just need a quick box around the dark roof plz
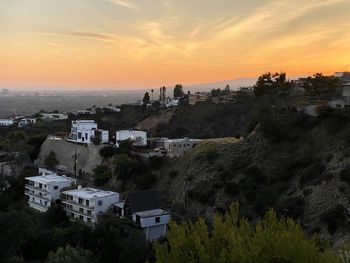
[126,190,162,213]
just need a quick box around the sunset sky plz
[1,0,350,89]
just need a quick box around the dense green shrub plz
[99,146,117,159]
[93,165,112,186]
[340,166,350,186]
[299,161,325,186]
[224,182,240,196]
[45,151,58,169]
[155,203,340,263]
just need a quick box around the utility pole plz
[73,149,77,177]
[183,181,187,211]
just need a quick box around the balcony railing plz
[28,200,48,209]
[62,199,95,209]
[25,190,50,201]
[64,206,94,218]
[25,184,48,194]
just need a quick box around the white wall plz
[138,214,170,228]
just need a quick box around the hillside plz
[155,106,350,245]
[37,139,103,177]
[138,94,259,138]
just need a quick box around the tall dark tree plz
[254,72,291,96]
[173,84,184,98]
[142,92,150,104]
[303,73,341,99]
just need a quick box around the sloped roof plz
[126,190,162,213]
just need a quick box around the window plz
[86,200,89,206]
[85,133,88,140]
[87,218,92,223]
[136,215,140,223]
[39,183,42,189]
[78,132,82,139]
[53,185,58,190]
[79,215,84,221]
[155,217,160,223]
[98,200,103,206]
[78,198,83,204]
[79,208,84,213]
[87,210,92,215]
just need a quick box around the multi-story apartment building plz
[114,190,170,242]
[25,168,76,212]
[62,187,119,225]
[116,130,147,146]
[67,120,109,144]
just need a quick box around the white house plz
[0,119,14,126]
[103,106,121,112]
[116,130,147,146]
[163,138,201,157]
[71,109,96,116]
[18,118,37,128]
[25,168,76,213]
[114,190,170,242]
[40,113,68,121]
[164,98,179,108]
[62,187,119,225]
[67,120,109,144]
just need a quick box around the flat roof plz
[63,187,118,199]
[164,138,201,143]
[26,174,75,184]
[134,209,169,218]
[72,120,96,123]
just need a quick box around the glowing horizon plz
[1,0,350,90]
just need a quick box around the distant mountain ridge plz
[184,77,256,92]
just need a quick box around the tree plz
[113,154,136,180]
[173,84,184,98]
[151,89,154,101]
[211,88,222,97]
[254,72,292,96]
[143,92,150,105]
[303,73,341,99]
[46,245,93,263]
[93,165,112,186]
[92,217,148,263]
[99,146,116,159]
[224,84,230,94]
[45,151,58,169]
[155,203,340,263]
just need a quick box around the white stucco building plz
[163,138,201,157]
[0,119,14,126]
[114,190,170,242]
[62,187,119,225]
[116,130,147,146]
[25,168,76,212]
[18,118,37,128]
[67,120,109,144]
[40,113,68,121]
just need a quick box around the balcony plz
[62,199,95,209]
[64,206,94,218]
[25,190,50,201]
[28,200,48,209]
[25,184,48,194]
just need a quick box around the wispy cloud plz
[60,30,116,42]
[105,0,138,10]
